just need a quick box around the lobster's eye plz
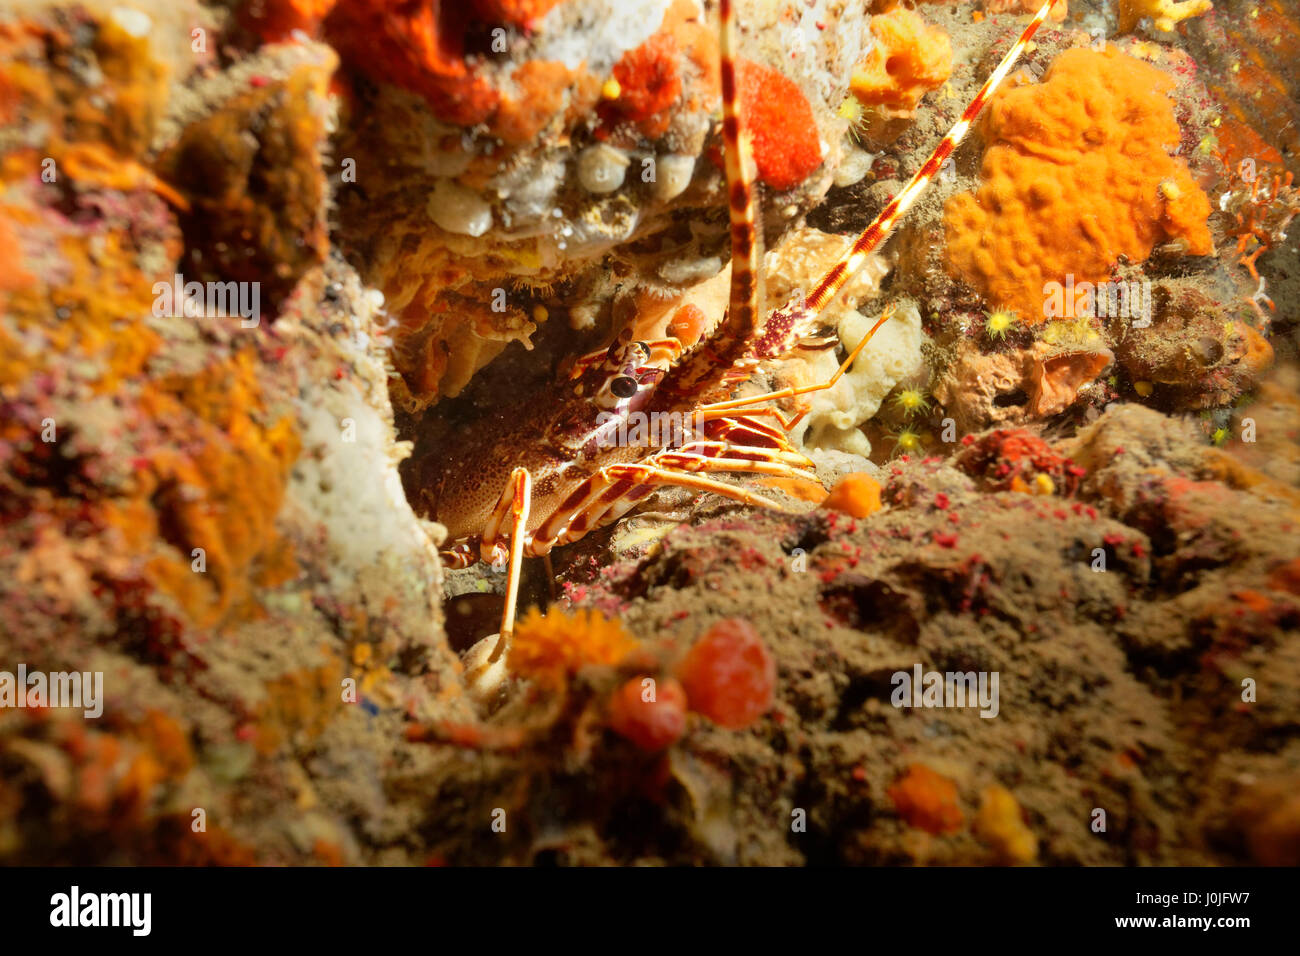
[610,375,639,398]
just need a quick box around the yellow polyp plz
[601,77,622,100]
[975,785,1039,865]
[1135,381,1154,397]
[1158,179,1182,201]
[532,304,549,323]
[1033,473,1056,496]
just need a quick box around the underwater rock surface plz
[0,0,1296,865]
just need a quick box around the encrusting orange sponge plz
[943,47,1213,324]
[850,7,952,115]
[1118,0,1212,34]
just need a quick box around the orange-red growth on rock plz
[736,57,822,191]
[851,6,952,114]
[240,0,338,42]
[322,1,500,127]
[677,618,776,729]
[600,30,683,139]
[608,676,688,751]
[955,428,1084,495]
[823,472,884,518]
[888,763,964,835]
[944,47,1213,324]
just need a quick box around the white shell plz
[833,147,876,189]
[427,180,493,237]
[577,144,630,194]
[111,7,153,37]
[652,153,695,201]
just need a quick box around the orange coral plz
[494,60,579,143]
[944,48,1213,324]
[851,7,952,114]
[597,0,719,144]
[1217,151,1298,287]
[510,607,639,686]
[888,763,964,835]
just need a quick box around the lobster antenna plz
[804,0,1060,317]
[718,0,761,346]
[655,0,765,402]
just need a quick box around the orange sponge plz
[851,7,952,115]
[944,47,1213,324]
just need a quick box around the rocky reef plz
[0,0,1296,866]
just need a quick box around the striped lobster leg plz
[479,467,533,661]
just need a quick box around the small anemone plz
[837,94,869,142]
[983,306,1018,340]
[891,387,931,417]
[893,426,925,456]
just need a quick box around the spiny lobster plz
[424,0,1060,668]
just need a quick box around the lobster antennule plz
[804,0,1060,319]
